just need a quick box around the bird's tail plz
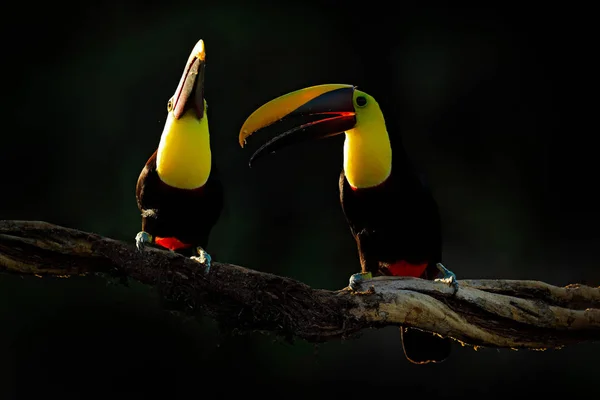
[400,326,452,364]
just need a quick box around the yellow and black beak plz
[171,39,206,120]
[239,84,358,166]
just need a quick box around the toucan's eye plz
[167,99,173,112]
[356,96,367,107]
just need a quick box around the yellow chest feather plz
[156,111,212,189]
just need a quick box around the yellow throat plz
[343,93,392,189]
[156,106,212,189]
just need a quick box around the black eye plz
[167,99,173,112]
[356,96,367,107]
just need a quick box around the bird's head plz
[167,39,207,122]
[156,39,212,190]
[238,84,386,167]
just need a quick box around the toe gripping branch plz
[135,231,153,252]
[434,263,458,294]
[191,246,212,274]
[349,272,373,291]
[134,232,211,274]
[348,263,458,294]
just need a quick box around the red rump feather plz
[155,236,192,251]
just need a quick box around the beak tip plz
[248,151,261,168]
[239,132,251,148]
[194,39,206,61]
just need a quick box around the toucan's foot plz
[434,263,458,292]
[190,246,212,274]
[135,231,153,252]
[349,271,372,291]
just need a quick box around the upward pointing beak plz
[238,84,358,166]
[171,39,206,120]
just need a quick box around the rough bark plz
[1,220,599,349]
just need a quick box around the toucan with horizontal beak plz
[239,84,457,364]
[135,39,223,273]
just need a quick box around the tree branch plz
[1,220,599,350]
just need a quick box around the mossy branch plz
[1,220,599,349]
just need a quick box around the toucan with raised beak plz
[135,39,223,273]
[239,84,457,364]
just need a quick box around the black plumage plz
[135,151,223,257]
[339,154,452,364]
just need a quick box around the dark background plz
[1,2,598,398]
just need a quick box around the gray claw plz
[348,272,372,291]
[135,231,152,252]
[190,247,212,274]
[435,263,458,292]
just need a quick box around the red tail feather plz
[155,236,192,251]
[387,260,428,278]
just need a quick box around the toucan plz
[238,84,457,364]
[135,39,223,273]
